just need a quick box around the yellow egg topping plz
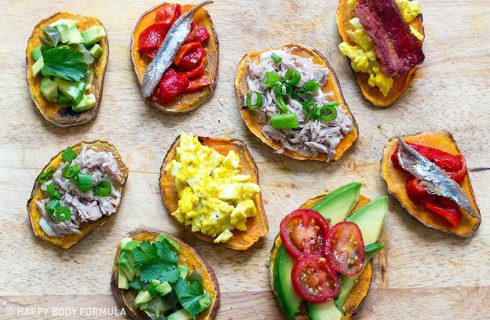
[165,133,261,243]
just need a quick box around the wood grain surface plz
[1,0,489,319]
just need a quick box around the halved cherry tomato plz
[185,22,210,44]
[156,68,189,103]
[173,42,206,71]
[325,222,365,277]
[291,254,340,303]
[156,3,182,27]
[138,22,170,59]
[279,209,329,259]
[184,75,212,93]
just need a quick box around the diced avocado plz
[178,265,189,279]
[311,182,361,224]
[307,300,342,320]
[155,282,172,296]
[140,296,175,318]
[118,251,135,281]
[346,196,388,245]
[134,290,152,307]
[89,44,103,59]
[49,19,78,28]
[32,56,44,77]
[72,93,96,112]
[156,234,181,253]
[56,24,84,44]
[274,244,302,319]
[58,92,71,104]
[81,26,106,47]
[167,309,192,320]
[117,269,129,289]
[187,269,203,283]
[54,78,85,103]
[121,237,139,251]
[40,77,58,102]
[31,45,43,61]
[84,69,94,90]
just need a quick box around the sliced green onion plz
[63,164,81,180]
[271,53,282,64]
[95,180,112,197]
[262,71,281,88]
[303,80,321,92]
[76,173,93,192]
[271,113,298,129]
[320,104,338,122]
[62,147,78,163]
[275,95,288,113]
[54,205,71,222]
[323,100,341,108]
[285,68,301,86]
[38,166,57,184]
[245,92,263,110]
[46,166,57,175]
[47,183,62,200]
[45,199,59,215]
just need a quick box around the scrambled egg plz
[165,133,261,243]
[340,0,423,96]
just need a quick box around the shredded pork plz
[246,49,353,159]
[36,147,124,237]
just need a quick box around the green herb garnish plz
[76,174,93,192]
[41,47,88,81]
[62,147,78,163]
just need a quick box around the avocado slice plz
[56,24,83,44]
[347,196,388,245]
[31,45,43,61]
[81,26,106,47]
[40,77,58,102]
[54,78,85,103]
[89,44,103,59]
[72,93,96,112]
[311,182,361,224]
[307,300,342,320]
[274,244,302,319]
[167,309,192,320]
[32,56,44,77]
[117,269,129,289]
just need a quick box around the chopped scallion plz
[285,68,301,86]
[245,92,263,110]
[95,180,112,197]
[320,103,338,122]
[303,80,321,92]
[45,199,59,215]
[38,166,57,184]
[275,95,288,113]
[271,53,282,64]
[76,174,93,192]
[271,113,298,129]
[62,147,78,163]
[63,164,81,180]
[47,183,62,200]
[262,71,281,88]
[54,205,71,222]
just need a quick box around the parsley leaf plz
[140,263,180,283]
[41,47,88,81]
[133,240,179,284]
[174,278,211,318]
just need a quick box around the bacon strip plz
[355,0,424,77]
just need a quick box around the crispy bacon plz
[355,0,424,77]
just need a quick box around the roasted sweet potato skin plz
[269,195,374,320]
[160,135,268,250]
[380,131,481,237]
[336,0,424,107]
[27,141,128,249]
[131,3,219,113]
[235,43,358,161]
[26,12,109,127]
[111,228,220,320]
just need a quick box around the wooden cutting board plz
[1,0,489,319]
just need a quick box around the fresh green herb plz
[285,68,301,86]
[54,204,71,222]
[140,264,180,284]
[41,47,88,81]
[245,92,263,110]
[38,166,57,184]
[46,183,62,200]
[271,52,282,64]
[303,79,320,92]
[271,113,298,129]
[45,199,59,215]
[129,279,143,291]
[365,242,386,254]
[76,173,93,192]
[40,26,61,48]
[174,278,212,318]
[262,71,281,88]
[63,164,81,180]
[62,147,78,163]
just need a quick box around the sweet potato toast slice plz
[160,135,268,250]
[235,43,358,161]
[131,3,219,113]
[26,12,109,127]
[336,0,424,107]
[27,141,128,249]
[269,195,374,320]
[380,131,481,237]
[111,228,220,320]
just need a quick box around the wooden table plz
[1,0,489,319]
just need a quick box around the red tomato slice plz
[325,222,365,277]
[291,254,340,303]
[156,3,182,27]
[279,209,329,260]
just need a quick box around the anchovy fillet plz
[141,1,213,98]
[397,137,478,218]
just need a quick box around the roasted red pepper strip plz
[153,68,189,103]
[422,200,462,227]
[180,58,207,80]
[156,3,182,27]
[184,75,211,93]
[138,22,171,59]
[185,22,210,44]
[174,42,206,71]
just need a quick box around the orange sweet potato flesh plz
[160,135,268,251]
[235,43,359,161]
[269,194,374,320]
[336,0,425,107]
[381,131,481,237]
[131,3,219,113]
[26,12,109,127]
[27,141,128,249]
[111,228,220,320]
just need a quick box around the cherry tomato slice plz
[280,209,329,260]
[156,3,182,27]
[325,221,365,277]
[291,254,340,303]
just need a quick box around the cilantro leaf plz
[155,241,178,264]
[41,47,88,81]
[173,278,211,318]
[140,263,180,283]
[133,241,159,266]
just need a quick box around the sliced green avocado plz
[81,26,106,47]
[72,93,96,112]
[32,56,44,77]
[311,182,361,224]
[56,24,84,44]
[117,269,129,289]
[307,300,342,320]
[89,44,103,59]
[40,77,58,102]
[274,244,302,319]
[167,309,192,320]
[31,45,43,61]
[54,78,85,103]
[347,196,388,245]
